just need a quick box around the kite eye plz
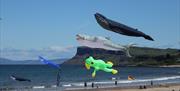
[91,62,94,65]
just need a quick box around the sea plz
[0,65,180,89]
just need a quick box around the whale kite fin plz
[124,43,136,57]
[105,37,111,40]
[143,35,154,41]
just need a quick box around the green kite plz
[84,56,118,77]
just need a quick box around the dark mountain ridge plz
[0,58,68,65]
[63,46,180,66]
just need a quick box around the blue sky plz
[0,0,180,60]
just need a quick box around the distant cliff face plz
[63,46,128,65]
[63,46,180,66]
[76,46,125,56]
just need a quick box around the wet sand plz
[1,83,180,91]
[65,84,180,91]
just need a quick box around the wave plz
[118,76,180,84]
[62,75,180,87]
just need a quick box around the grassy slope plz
[63,46,180,66]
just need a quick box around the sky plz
[0,0,180,60]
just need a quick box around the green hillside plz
[63,46,180,66]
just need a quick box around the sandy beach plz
[0,83,180,91]
[65,84,180,91]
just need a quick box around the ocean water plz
[0,65,180,88]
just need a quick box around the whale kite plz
[94,13,154,41]
[10,75,31,82]
[76,34,135,57]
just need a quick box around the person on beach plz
[56,69,61,86]
[143,85,146,89]
[84,82,87,87]
[139,85,143,89]
[92,82,94,88]
[115,80,117,85]
[151,81,153,86]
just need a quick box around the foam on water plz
[1,65,180,87]
[63,75,180,87]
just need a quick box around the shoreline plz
[0,83,180,91]
[159,65,180,67]
[65,83,180,91]
[120,64,180,67]
[1,64,180,67]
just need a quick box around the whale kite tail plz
[124,43,136,57]
[143,35,154,41]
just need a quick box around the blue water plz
[0,65,180,87]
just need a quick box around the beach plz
[65,83,180,91]
[1,83,179,91]
[1,65,180,91]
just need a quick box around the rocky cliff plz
[63,46,180,66]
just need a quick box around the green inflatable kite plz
[84,56,118,77]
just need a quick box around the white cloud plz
[0,46,77,60]
[48,45,75,52]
